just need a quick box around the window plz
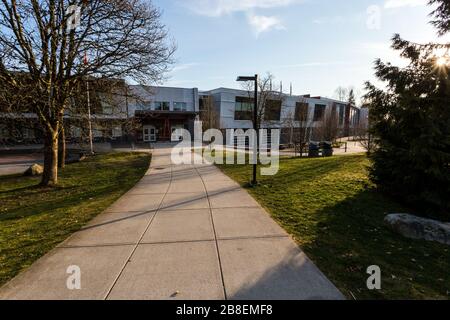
[173,102,187,111]
[112,126,122,138]
[338,104,345,125]
[295,102,309,121]
[313,104,326,121]
[355,110,360,125]
[103,105,113,115]
[92,126,103,138]
[199,98,205,111]
[155,101,170,111]
[22,128,35,139]
[264,100,281,121]
[199,97,207,111]
[351,109,360,125]
[71,126,82,138]
[100,97,114,114]
[235,96,253,121]
[139,101,152,110]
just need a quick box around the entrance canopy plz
[135,110,198,141]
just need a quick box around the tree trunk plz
[58,125,66,169]
[367,133,373,156]
[41,130,59,186]
[289,126,293,146]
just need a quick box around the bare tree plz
[199,95,219,132]
[0,0,175,185]
[63,78,140,155]
[353,105,376,154]
[281,97,312,156]
[315,104,339,142]
[294,98,313,156]
[354,123,375,154]
[282,109,296,147]
[334,86,348,102]
[241,73,284,129]
[0,73,43,145]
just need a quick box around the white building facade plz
[201,87,360,145]
[1,84,361,145]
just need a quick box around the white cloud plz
[247,14,285,36]
[171,63,199,73]
[276,61,354,68]
[384,0,428,9]
[185,0,302,17]
[182,0,302,35]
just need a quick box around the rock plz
[65,153,87,164]
[24,164,43,176]
[384,213,450,246]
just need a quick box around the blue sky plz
[153,0,449,102]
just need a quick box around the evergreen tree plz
[429,0,450,36]
[365,0,450,218]
[348,89,356,107]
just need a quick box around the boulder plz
[65,153,87,164]
[24,163,43,176]
[384,213,450,246]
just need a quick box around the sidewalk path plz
[0,145,344,300]
[0,154,43,176]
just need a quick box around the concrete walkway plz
[0,154,43,176]
[0,145,344,300]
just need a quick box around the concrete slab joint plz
[0,144,344,300]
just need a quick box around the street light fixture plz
[237,74,258,186]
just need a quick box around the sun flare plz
[436,56,448,67]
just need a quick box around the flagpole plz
[86,79,94,155]
[84,52,94,155]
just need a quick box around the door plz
[143,125,156,142]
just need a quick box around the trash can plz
[321,141,333,157]
[308,142,320,157]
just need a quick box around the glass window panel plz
[235,96,254,121]
[313,104,326,121]
[295,102,309,121]
[174,102,187,111]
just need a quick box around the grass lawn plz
[0,152,150,287]
[216,153,450,300]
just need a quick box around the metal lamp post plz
[236,75,258,186]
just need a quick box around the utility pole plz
[86,79,94,155]
[84,51,94,155]
[253,74,258,186]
